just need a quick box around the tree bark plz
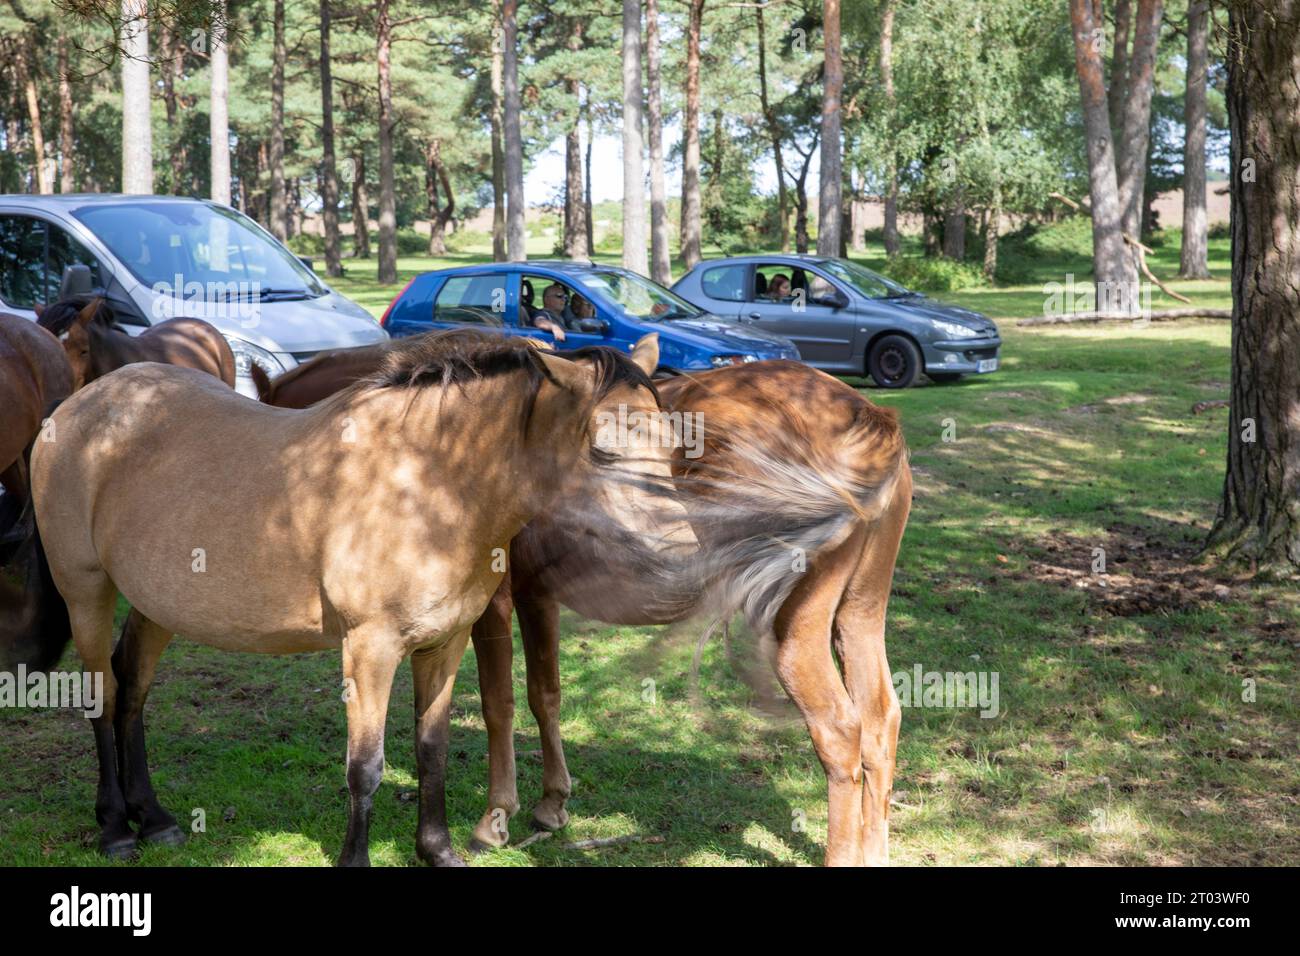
[16,37,49,194]
[1069,0,1138,310]
[563,19,588,260]
[376,0,398,283]
[490,0,507,262]
[57,36,75,193]
[646,0,671,282]
[351,150,370,259]
[619,0,648,274]
[1116,0,1163,241]
[269,0,288,240]
[816,0,843,256]
[880,0,899,256]
[210,3,231,205]
[502,0,526,262]
[584,105,595,254]
[756,1,789,253]
[1179,0,1211,278]
[983,180,1001,280]
[943,193,965,260]
[158,25,188,195]
[425,140,454,256]
[679,0,705,270]
[1108,0,1133,162]
[319,0,343,277]
[1206,0,1300,573]
[120,0,152,194]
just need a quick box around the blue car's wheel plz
[868,334,921,389]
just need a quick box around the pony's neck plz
[89,323,144,378]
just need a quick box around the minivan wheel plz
[867,335,922,389]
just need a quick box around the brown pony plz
[37,296,236,391]
[32,331,692,865]
[255,344,912,866]
[0,313,73,516]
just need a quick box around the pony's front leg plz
[469,579,520,853]
[338,632,403,867]
[517,594,571,832]
[412,630,472,867]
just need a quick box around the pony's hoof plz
[468,837,503,855]
[100,835,139,860]
[140,823,187,847]
[531,805,569,832]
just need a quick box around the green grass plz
[3,234,1295,867]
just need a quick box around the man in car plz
[532,282,570,341]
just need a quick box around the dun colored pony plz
[32,332,691,865]
[37,296,236,391]
[256,344,911,866]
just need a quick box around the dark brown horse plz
[37,296,236,391]
[255,343,912,866]
[0,313,73,517]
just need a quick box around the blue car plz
[379,260,799,373]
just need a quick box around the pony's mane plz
[356,329,656,406]
[36,295,119,337]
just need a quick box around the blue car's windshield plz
[73,201,324,299]
[818,259,913,299]
[576,270,702,321]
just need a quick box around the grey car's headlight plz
[223,335,286,377]
[931,319,978,339]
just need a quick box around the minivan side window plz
[0,215,102,309]
[433,274,508,326]
[701,264,746,302]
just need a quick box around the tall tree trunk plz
[815,0,843,256]
[584,105,594,254]
[983,181,1001,280]
[269,0,288,240]
[57,36,75,194]
[1108,0,1133,165]
[881,0,899,256]
[621,0,648,275]
[120,0,152,194]
[1117,0,1163,240]
[159,25,188,194]
[502,0,526,261]
[792,135,818,254]
[319,0,343,277]
[1207,0,1300,573]
[425,140,454,256]
[757,1,789,253]
[351,150,370,259]
[1069,0,1138,310]
[563,19,588,259]
[943,192,965,260]
[1179,0,1211,278]
[17,38,49,194]
[376,0,398,283]
[646,0,671,282]
[489,0,507,262]
[679,0,704,270]
[210,3,231,204]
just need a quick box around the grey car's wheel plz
[867,335,922,389]
[927,372,964,383]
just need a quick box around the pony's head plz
[37,296,111,391]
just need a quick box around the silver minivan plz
[0,194,387,396]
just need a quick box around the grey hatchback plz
[672,254,1002,388]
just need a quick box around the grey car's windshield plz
[576,270,702,320]
[818,259,913,299]
[73,202,324,299]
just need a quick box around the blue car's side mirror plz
[577,318,609,335]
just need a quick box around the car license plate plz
[977,358,998,373]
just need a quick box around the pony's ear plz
[74,299,103,329]
[630,333,659,377]
[531,348,593,398]
[33,303,45,318]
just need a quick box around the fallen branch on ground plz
[1192,399,1230,414]
[1018,308,1230,327]
[515,831,553,850]
[561,835,666,850]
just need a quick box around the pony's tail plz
[248,362,274,403]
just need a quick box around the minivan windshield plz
[576,270,703,320]
[73,201,325,300]
[818,258,913,299]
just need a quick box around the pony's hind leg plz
[338,629,403,867]
[64,575,135,857]
[517,594,571,832]
[469,580,520,852]
[412,629,472,867]
[111,609,183,845]
[772,526,870,867]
